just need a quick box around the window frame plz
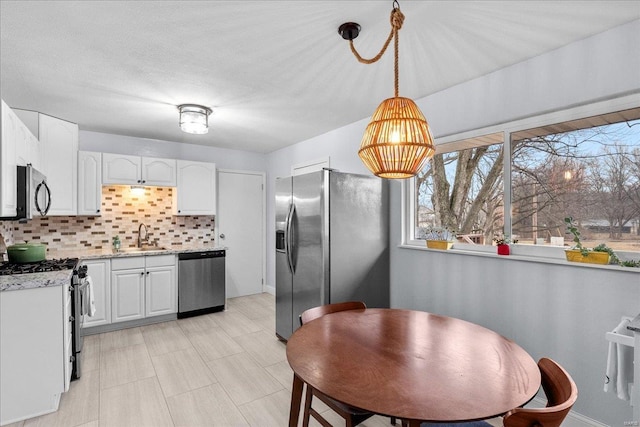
[402,94,640,263]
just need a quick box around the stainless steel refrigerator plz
[275,169,389,341]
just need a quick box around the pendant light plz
[178,104,212,135]
[339,0,435,179]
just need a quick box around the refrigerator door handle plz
[286,203,296,274]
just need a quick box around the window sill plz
[398,243,640,274]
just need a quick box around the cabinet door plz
[102,153,141,185]
[145,265,176,317]
[12,109,41,170]
[14,119,29,167]
[0,100,18,216]
[111,269,145,322]
[63,284,72,392]
[40,114,78,215]
[175,160,216,215]
[28,132,42,171]
[78,151,103,216]
[83,259,111,327]
[0,286,65,425]
[142,157,176,186]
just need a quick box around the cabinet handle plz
[140,272,144,276]
[142,180,146,184]
[97,209,100,213]
[146,271,149,275]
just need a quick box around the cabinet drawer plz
[111,256,145,270]
[145,254,175,268]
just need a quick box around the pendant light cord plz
[348,4,404,97]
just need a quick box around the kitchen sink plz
[117,246,169,253]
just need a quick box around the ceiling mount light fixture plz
[178,104,212,135]
[339,0,435,179]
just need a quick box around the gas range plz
[0,258,79,275]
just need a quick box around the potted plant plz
[425,226,456,250]
[564,217,610,265]
[493,235,518,255]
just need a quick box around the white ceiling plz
[1,1,638,153]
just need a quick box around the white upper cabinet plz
[142,157,177,186]
[15,122,40,169]
[39,113,78,216]
[102,153,142,185]
[78,151,102,216]
[12,108,41,170]
[103,153,176,186]
[1,100,19,217]
[174,160,216,216]
[1,101,42,217]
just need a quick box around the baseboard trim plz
[530,397,608,427]
[264,285,275,295]
[82,313,177,335]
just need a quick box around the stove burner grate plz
[0,258,79,275]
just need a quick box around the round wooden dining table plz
[286,308,541,426]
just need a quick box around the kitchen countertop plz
[47,245,226,260]
[0,245,226,292]
[0,269,74,292]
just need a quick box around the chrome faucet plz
[138,223,148,248]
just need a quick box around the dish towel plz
[604,318,634,401]
[86,276,96,317]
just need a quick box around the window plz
[407,106,640,256]
[414,134,504,245]
[511,112,640,252]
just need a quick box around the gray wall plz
[266,19,640,425]
[389,181,639,425]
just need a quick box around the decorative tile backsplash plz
[0,221,13,246]
[0,186,214,251]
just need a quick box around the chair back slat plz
[300,301,366,325]
[503,357,578,427]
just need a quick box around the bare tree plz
[588,143,640,238]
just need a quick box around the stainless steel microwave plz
[0,165,51,220]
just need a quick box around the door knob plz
[219,234,225,239]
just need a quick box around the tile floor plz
[5,293,587,427]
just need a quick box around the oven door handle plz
[75,280,90,316]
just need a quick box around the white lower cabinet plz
[146,266,176,317]
[111,255,176,323]
[112,268,145,322]
[83,259,111,327]
[0,284,71,425]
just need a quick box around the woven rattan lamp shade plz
[358,96,435,179]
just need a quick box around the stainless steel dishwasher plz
[178,250,226,318]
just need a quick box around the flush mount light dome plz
[178,104,212,135]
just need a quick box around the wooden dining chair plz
[419,357,577,427]
[502,357,578,427]
[299,301,374,427]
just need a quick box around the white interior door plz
[217,170,265,298]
